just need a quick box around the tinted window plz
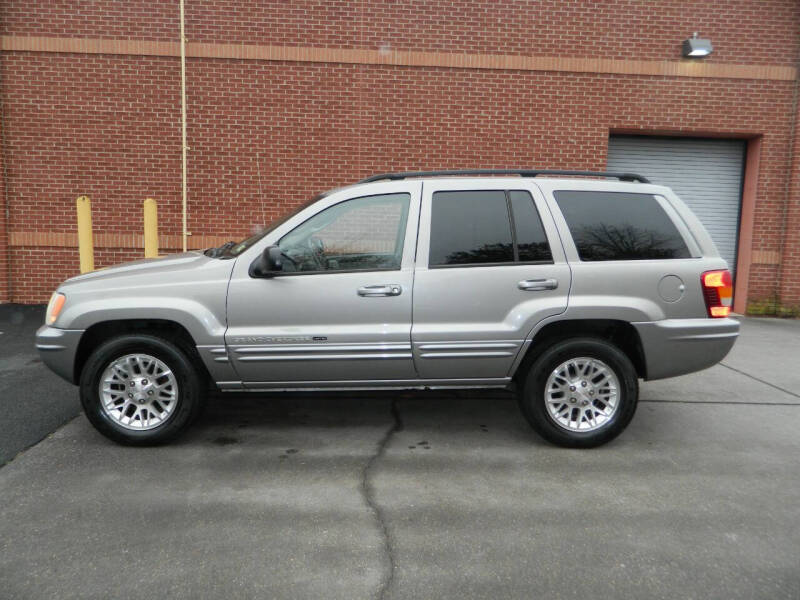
[509,191,553,262]
[429,191,514,266]
[554,191,691,261]
[279,193,410,272]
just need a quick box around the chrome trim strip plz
[417,342,518,351]
[216,381,244,390]
[35,344,66,351]
[507,339,532,377]
[419,351,516,359]
[237,352,413,362]
[232,343,411,354]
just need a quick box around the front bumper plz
[36,325,84,384]
[633,317,740,381]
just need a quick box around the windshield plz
[226,193,328,257]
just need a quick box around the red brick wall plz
[0,1,799,306]
[0,108,7,303]
[778,94,800,310]
[3,1,798,65]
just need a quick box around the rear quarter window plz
[554,191,691,261]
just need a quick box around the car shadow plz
[186,388,547,447]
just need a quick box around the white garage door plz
[607,136,745,275]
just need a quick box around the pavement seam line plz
[719,362,800,399]
[361,398,403,600]
[640,399,800,406]
[0,414,82,469]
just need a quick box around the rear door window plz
[554,191,691,261]
[509,191,553,262]
[429,190,552,267]
[429,191,513,266]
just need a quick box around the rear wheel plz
[80,334,205,445]
[519,338,639,448]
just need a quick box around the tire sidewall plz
[80,334,202,445]
[521,338,639,448]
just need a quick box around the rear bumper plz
[36,325,84,384]
[633,318,739,381]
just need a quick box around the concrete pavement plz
[0,305,78,465]
[0,316,798,599]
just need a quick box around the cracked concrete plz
[1,316,799,599]
[361,399,403,600]
[0,395,392,600]
[718,362,800,399]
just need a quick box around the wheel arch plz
[73,319,211,385]
[511,319,647,383]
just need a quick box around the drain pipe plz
[179,0,189,252]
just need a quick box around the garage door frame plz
[608,129,761,314]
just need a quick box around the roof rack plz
[358,169,651,184]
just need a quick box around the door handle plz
[357,284,402,297]
[518,278,558,291]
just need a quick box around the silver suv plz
[37,170,739,448]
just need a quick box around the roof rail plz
[358,169,651,184]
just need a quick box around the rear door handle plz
[518,278,558,291]
[357,284,402,297]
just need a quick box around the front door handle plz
[357,284,402,297]
[518,278,558,291]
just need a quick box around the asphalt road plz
[0,312,798,599]
[0,304,79,465]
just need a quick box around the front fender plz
[59,297,225,346]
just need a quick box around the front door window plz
[278,193,411,273]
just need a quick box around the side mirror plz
[249,245,283,278]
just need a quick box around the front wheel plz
[79,334,205,445]
[519,338,639,448]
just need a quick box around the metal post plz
[179,0,189,252]
[76,196,94,273]
[143,198,158,258]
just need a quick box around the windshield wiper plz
[204,241,236,258]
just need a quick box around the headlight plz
[45,292,66,325]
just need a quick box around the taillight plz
[701,270,733,318]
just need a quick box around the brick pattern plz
[778,95,800,309]
[9,231,231,250]
[0,110,7,302]
[752,250,782,265]
[3,36,796,82]
[310,197,405,255]
[0,2,799,306]
[3,1,798,66]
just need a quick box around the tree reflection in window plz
[572,223,690,261]
[554,191,691,261]
[429,190,553,267]
[444,242,515,265]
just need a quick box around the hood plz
[60,251,215,289]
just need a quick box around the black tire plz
[519,337,639,448]
[79,334,206,445]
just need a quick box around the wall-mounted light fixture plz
[682,32,713,58]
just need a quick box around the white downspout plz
[179,0,189,252]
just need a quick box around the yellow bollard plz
[76,195,94,273]
[143,198,159,258]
